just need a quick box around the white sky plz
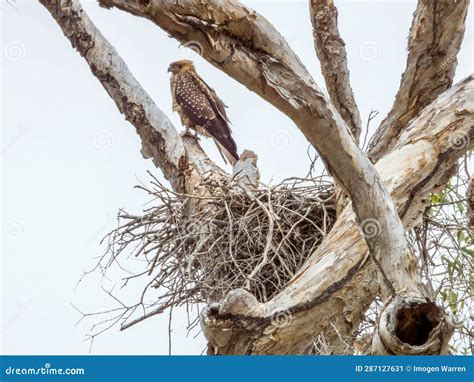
[1,0,473,355]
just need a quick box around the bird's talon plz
[180,131,200,141]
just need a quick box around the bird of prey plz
[168,60,239,165]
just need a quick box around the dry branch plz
[468,176,474,229]
[406,164,473,355]
[310,0,363,220]
[40,0,223,193]
[96,0,469,355]
[101,0,419,313]
[368,0,469,162]
[371,296,454,355]
[201,76,473,354]
[310,0,362,142]
[42,0,473,355]
[99,175,335,332]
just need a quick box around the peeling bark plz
[310,0,362,142]
[309,0,362,225]
[372,296,454,355]
[97,0,465,354]
[231,150,260,188]
[39,0,222,193]
[368,0,469,162]
[201,77,473,354]
[101,0,419,320]
[42,0,473,355]
[468,176,474,229]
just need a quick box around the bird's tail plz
[213,138,238,166]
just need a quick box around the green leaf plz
[449,291,458,316]
[461,247,474,256]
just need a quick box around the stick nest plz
[101,173,336,328]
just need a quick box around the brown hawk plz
[168,60,239,165]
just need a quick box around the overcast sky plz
[1,0,473,355]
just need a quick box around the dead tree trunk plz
[40,0,472,355]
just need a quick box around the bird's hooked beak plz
[167,65,173,73]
